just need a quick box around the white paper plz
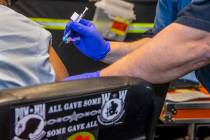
[166,89,210,102]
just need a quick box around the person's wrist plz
[94,41,110,61]
[64,71,101,81]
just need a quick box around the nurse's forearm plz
[101,23,210,83]
[102,38,151,64]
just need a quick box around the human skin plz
[102,38,151,64]
[101,23,210,84]
[0,0,9,5]
[48,45,69,81]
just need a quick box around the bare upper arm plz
[49,45,69,81]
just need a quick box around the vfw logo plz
[67,132,95,140]
[13,104,46,140]
[98,90,128,126]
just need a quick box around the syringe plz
[62,7,89,43]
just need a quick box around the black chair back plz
[0,77,168,140]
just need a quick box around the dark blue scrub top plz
[176,0,210,92]
[153,0,192,34]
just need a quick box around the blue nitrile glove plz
[64,19,110,61]
[64,71,100,81]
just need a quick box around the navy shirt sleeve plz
[176,0,210,32]
[175,0,210,92]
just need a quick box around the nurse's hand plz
[64,19,110,61]
[64,71,100,81]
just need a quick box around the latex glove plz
[64,71,100,81]
[64,19,110,61]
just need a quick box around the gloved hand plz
[64,71,100,81]
[64,19,110,61]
